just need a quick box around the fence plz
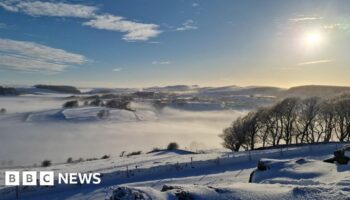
[0,142,348,200]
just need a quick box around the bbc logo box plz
[5,171,54,186]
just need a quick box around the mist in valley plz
[0,101,245,166]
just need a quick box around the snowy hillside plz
[2,89,350,200]
[0,143,349,199]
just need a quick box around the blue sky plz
[1,0,350,88]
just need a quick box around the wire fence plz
[0,142,348,200]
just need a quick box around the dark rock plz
[296,159,307,165]
[109,187,149,200]
[161,185,194,200]
[257,161,268,171]
[63,100,79,108]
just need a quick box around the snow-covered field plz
[0,142,348,199]
[1,93,350,200]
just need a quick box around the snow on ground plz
[0,95,63,114]
[0,143,348,200]
[2,94,349,199]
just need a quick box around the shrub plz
[167,142,179,150]
[41,160,51,167]
[101,155,110,159]
[127,151,142,157]
[67,157,73,163]
[0,86,18,95]
[105,99,131,110]
[62,100,78,108]
[0,108,6,114]
[90,98,103,106]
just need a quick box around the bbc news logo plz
[5,171,101,186]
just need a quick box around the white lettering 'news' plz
[4,171,101,186]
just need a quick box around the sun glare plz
[305,31,322,46]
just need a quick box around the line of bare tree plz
[220,94,350,151]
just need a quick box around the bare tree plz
[296,97,321,144]
[318,99,336,142]
[242,111,260,150]
[277,98,300,145]
[256,107,277,148]
[220,117,248,151]
[334,95,350,141]
[221,95,350,151]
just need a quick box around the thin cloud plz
[112,68,123,72]
[152,61,171,65]
[0,1,162,41]
[289,16,323,22]
[0,0,97,18]
[278,67,302,71]
[176,20,198,31]
[192,3,199,7]
[83,14,161,41]
[297,59,332,66]
[323,23,350,33]
[0,38,87,73]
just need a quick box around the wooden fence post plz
[126,165,129,178]
[16,186,19,199]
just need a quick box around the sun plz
[304,31,323,46]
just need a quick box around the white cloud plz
[323,23,350,33]
[192,3,199,7]
[0,1,19,12]
[297,59,332,66]
[0,38,87,72]
[83,14,161,41]
[0,0,97,18]
[152,61,171,65]
[176,20,198,31]
[289,16,323,22]
[112,68,122,72]
[0,1,162,41]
